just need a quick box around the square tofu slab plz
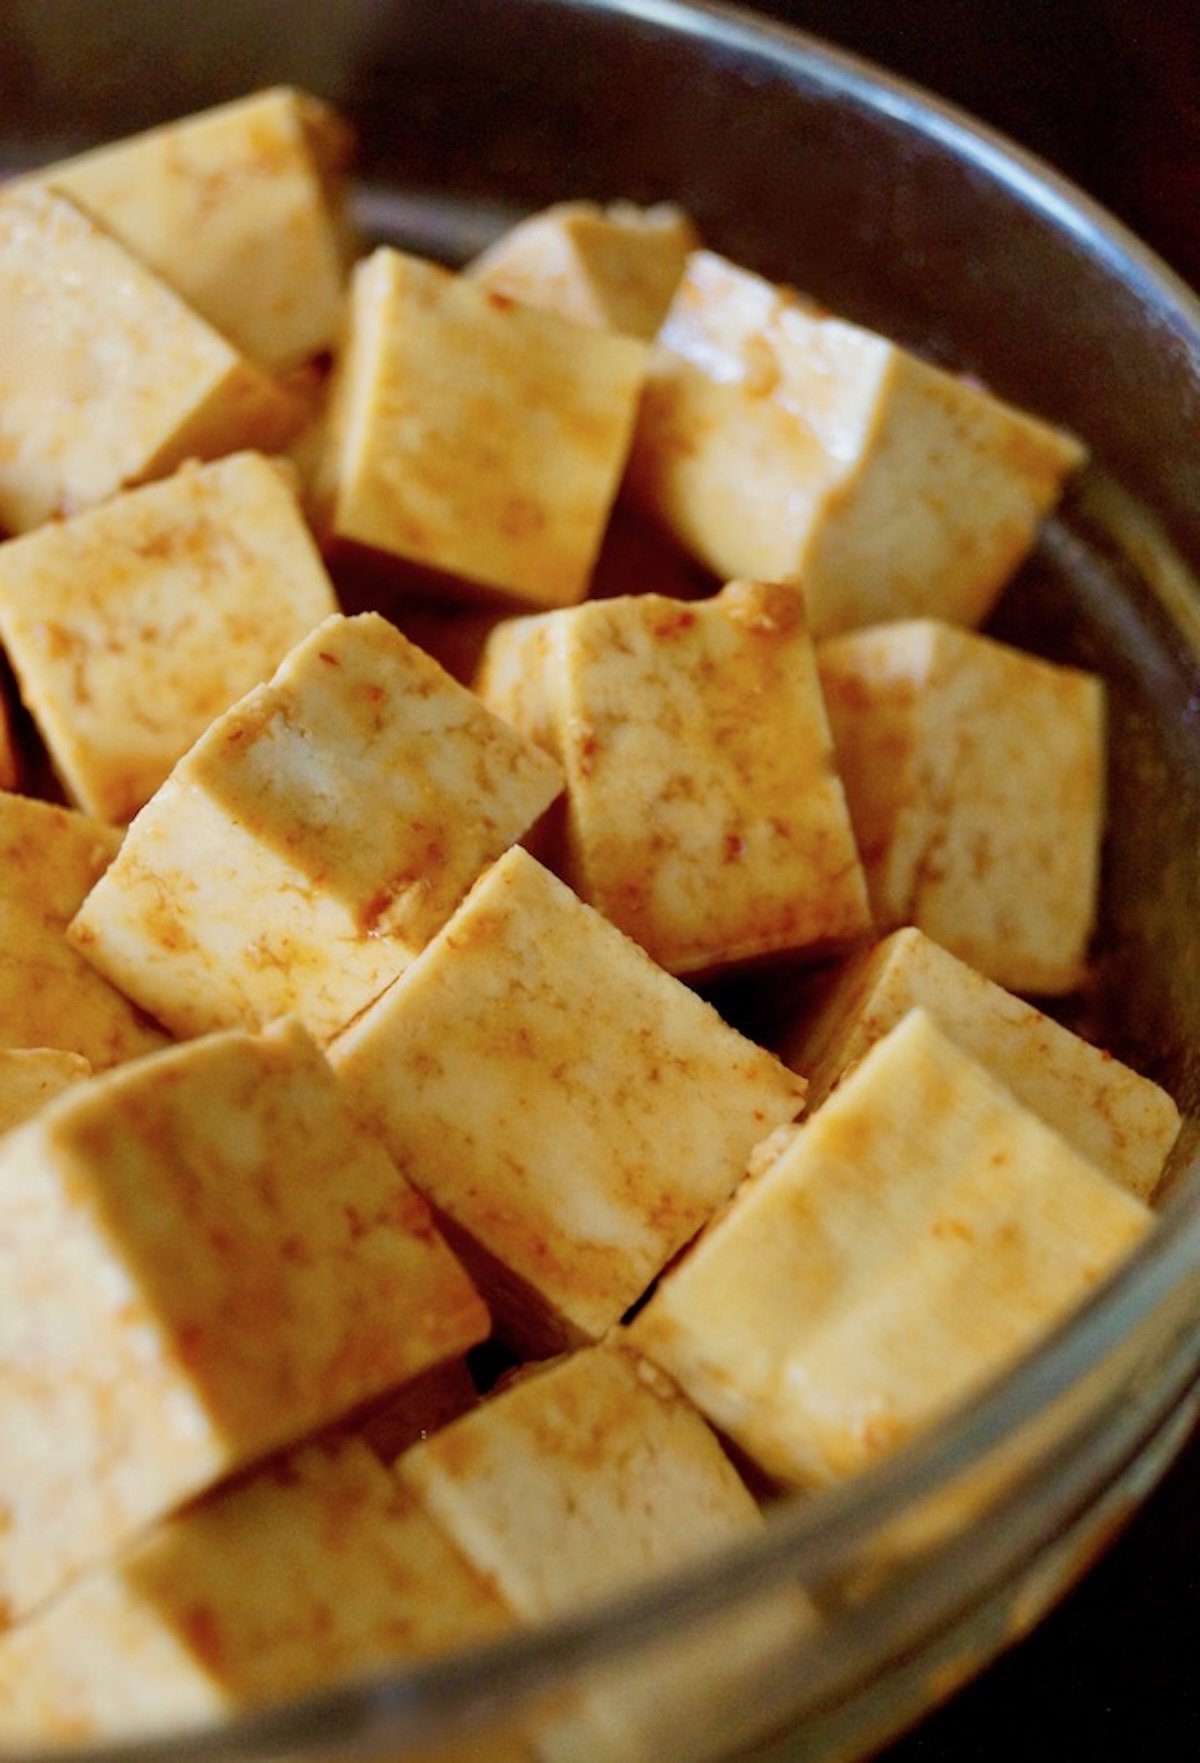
[69,612,563,1043]
[399,1341,812,1763]
[0,1048,91,1137]
[24,87,354,372]
[0,1438,520,1746]
[627,251,1085,637]
[0,1017,489,1622]
[331,847,806,1356]
[817,619,1105,994]
[0,188,300,535]
[477,580,870,974]
[316,247,647,607]
[0,454,339,824]
[0,791,167,1069]
[630,1009,1152,1490]
[467,200,698,339]
[781,927,1181,1201]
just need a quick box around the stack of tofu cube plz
[0,84,1179,1755]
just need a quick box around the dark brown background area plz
[747,3,1200,1759]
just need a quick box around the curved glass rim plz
[6,4,1200,1758]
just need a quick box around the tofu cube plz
[399,1341,812,1763]
[0,791,168,1069]
[0,454,339,823]
[817,619,1105,994]
[0,1017,490,1620]
[468,200,698,339]
[316,248,647,607]
[0,1438,518,1745]
[24,87,354,371]
[477,580,870,974]
[0,188,300,535]
[331,847,806,1356]
[627,251,1085,637]
[781,927,1181,1200]
[69,613,564,1043]
[0,1048,91,1136]
[630,1010,1152,1490]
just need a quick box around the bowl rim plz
[5,2,1200,1758]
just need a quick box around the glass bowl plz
[1,2,1198,1758]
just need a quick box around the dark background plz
[744,3,1200,1759]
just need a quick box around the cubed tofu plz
[0,1048,91,1136]
[0,188,300,535]
[0,454,339,823]
[23,88,353,373]
[817,619,1105,994]
[627,251,1085,637]
[780,927,1181,1201]
[0,1438,518,1745]
[331,847,806,1356]
[476,581,870,974]
[468,200,698,339]
[0,1018,490,1620]
[68,613,563,1043]
[630,1010,1152,1490]
[399,1340,812,1763]
[316,248,648,607]
[0,791,167,1069]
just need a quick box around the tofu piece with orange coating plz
[331,847,805,1357]
[477,580,869,974]
[69,613,563,1043]
[781,927,1180,1201]
[468,200,698,339]
[316,248,647,607]
[0,791,167,1069]
[630,1010,1152,1490]
[0,1018,490,1622]
[627,251,1085,637]
[817,620,1105,994]
[0,1438,523,1748]
[0,188,301,534]
[399,1341,813,1763]
[0,1048,91,1136]
[0,454,338,824]
[25,87,354,371]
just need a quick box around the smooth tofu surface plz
[0,1438,517,1744]
[782,928,1181,1200]
[817,619,1105,994]
[398,1342,763,1618]
[477,581,870,974]
[26,87,353,371]
[631,1010,1151,1489]
[69,612,563,1042]
[0,1048,91,1136]
[399,1341,812,1763]
[0,791,167,1069]
[0,188,300,534]
[317,248,647,607]
[628,251,1085,636]
[331,847,806,1355]
[0,1018,489,1621]
[0,454,339,823]
[468,200,698,339]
